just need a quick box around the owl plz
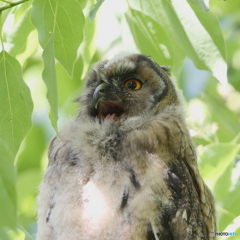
[36,53,216,240]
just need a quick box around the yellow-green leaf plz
[188,0,209,12]
[0,51,33,230]
[126,8,173,66]
[199,142,240,196]
[0,141,16,228]
[0,51,33,155]
[31,0,85,76]
[42,35,58,133]
[89,0,105,21]
[164,0,227,84]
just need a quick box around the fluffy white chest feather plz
[37,126,168,240]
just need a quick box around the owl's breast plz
[41,149,168,240]
[79,152,170,239]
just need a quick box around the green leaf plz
[128,0,227,83]
[125,8,173,66]
[218,183,240,231]
[198,142,240,198]
[13,0,32,24]
[0,228,10,240]
[128,0,173,39]
[31,0,85,76]
[89,0,105,21]
[127,0,185,76]
[16,124,45,172]
[79,3,96,79]
[163,0,227,84]
[128,0,182,67]
[0,51,33,155]
[0,141,16,228]
[8,10,35,57]
[56,59,82,106]
[0,51,33,230]
[188,0,209,12]
[17,169,42,222]
[6,229,25,240]
[0,227,34,240]
[189,3,225,59]
[42,35,58,133]
[203,80,240,142]
[18,225,34,240]
[18,225,33,240]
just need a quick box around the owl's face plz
[80,53,178,123]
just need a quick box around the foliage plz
[0,0,239,239]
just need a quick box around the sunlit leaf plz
[0,51,33,155]
[199,142,239,197]
[128,0,173,39]
[8,10,35,58]
[128,0,227,83]
[0,228,10,240]
[0,141,16,228]
[13,0,32,24]
[218,183,240,231]
[89,0,105,21]
[17,124,45,172]
[128,0,185,74]
[18,225,34,240]
[125,8,173,66]
[0,227,33,240]
[31,0,84,76]
[203,81,240,142]
[42,35,58,133]
[189,6,225,60]
[79,2,96,79]
[163,0,227,84]
[188,0,209,12]
[56,60,82,107]
[0,51,32,231]
[17,169,42,222]
[6,229,24,240]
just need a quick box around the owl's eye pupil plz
[124,79,142,90]
[127,81,137,89]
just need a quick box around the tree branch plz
[0,0,29,12]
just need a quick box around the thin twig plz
[0,0,29,12]
[0,0,12,4]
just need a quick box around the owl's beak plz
[93,83,108,109]
[92,83,124,121]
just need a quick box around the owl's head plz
[79,53,180,123]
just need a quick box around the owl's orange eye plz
[124,79,142,90]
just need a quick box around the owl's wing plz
[164,117,215,240]
[162,157,210,239]
[123,114,216,240]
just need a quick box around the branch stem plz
[0,0,29,12]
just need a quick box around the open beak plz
[92,83,124,121]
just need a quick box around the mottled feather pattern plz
[37,53,216,240]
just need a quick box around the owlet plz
[36,53,216,240]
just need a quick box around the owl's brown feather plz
[37,53,216,240]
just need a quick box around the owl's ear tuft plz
[161,65,171,75]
